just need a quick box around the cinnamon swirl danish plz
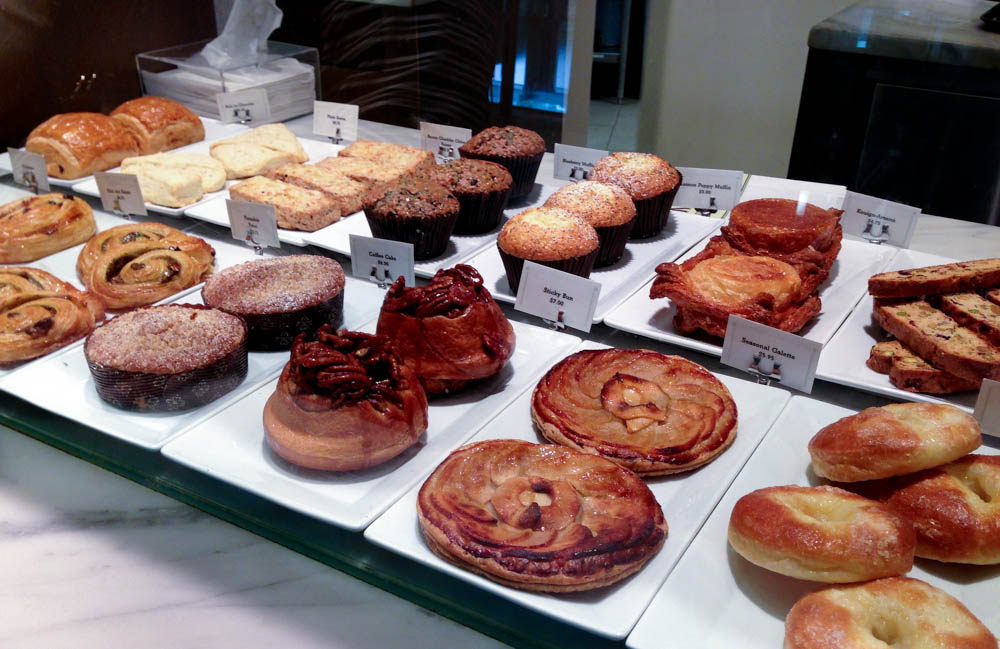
[0,193,95,263]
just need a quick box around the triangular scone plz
[126,165,203,208]
[210,143,299,179]
[121,152,226,193]
[211,124,307,161]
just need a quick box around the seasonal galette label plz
[8,148,49,192]
[514,261,601,333]
[974,378,1000,438]
[841,190,920,248]
[553,143,608,182]
[313,101,359,143]
[674,167,743,211]
[94,172,147,216]
[419,122,471,163]
[226,199,279,250]
[349,234,415,287]
[721,316,822,393]
[216,88,271,125]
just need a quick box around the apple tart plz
[417,439,667,592]
[0,193,95,263]
[532,348,738,475]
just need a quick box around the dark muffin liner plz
[452,186,511,235]
[88,337,249,412]
[593,219,635,267]
[461,151,543,200]
[498,245,599,295]
[365,208,459,261]
[630,178,682,240]
[235,291,344,351]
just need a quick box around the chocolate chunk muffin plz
[425,159,512,234]
[202,255,345,351]
[363,176,460,260]
[459,126,545,200]
[496,206,599,294]
[590,152,682,239]
[544,181,637,267]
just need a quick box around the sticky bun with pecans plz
[263,327,428,471]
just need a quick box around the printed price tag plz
[720,315,822,393]
[94,172,147,216]
[514,261,601,333]
[226,199,279,251]
[420,122,472,163]
[974,378,1000,438]
[674,166,743,211]
[313,101,359,144]
[349,234,414,287]
[841,190,920,248]
[216,88,271,125]
[553,143,608,182]
[8,148,49,193]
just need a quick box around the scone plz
[496,206,599,294]
[26,112,139,179]
[229,176,343,232]
[120,152,228,208]
[121,152,226,192]
[264,164,366,216]
[314,156,413,188]
[210,123,308,179]
[110,96,205,154]
[0,193,95,263]
[337,139,435,172]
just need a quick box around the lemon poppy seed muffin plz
[496,206,599,293]
[544,181,637,267]
[590,152,682,239]
[459,126,545,200]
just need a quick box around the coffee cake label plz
[217,88,271,125]
[95,172,147,217]
[420,122,471,163]
[553,143,608,182]
[514,262,601,333]
[227,199,279,250]
[974,378,1000,438]
[313,101,359,144]
[841,190,920,248]
[674,167,743,211]
[721,316,822,392]
[349,234,414,287]
[9,148,49,193]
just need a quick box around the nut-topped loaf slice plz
[868,258,1000,298]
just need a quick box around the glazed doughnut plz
[808,403,981,482]
[728,485,914,583]
[784,577,997,649]
[884,454,1000,564]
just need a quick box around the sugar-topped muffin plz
[363,176,460,260]
[544,181,637,267]
[425,159,512,234]
[459,126,546,200]
[496,206,599,293]
[590,152,682,239]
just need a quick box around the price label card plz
[674,166,743,211]
[349,234,415,287]
[553,143,608,182]
[420,122,472,163]
[720,315,822,393]
[841,190,920,248]
[974,378,1000,438]
[94,172,147,216]
[8,147,49,192]
[313,101,359,143]
[226,199,280,250]
[513,261,601,333]
[216,88,271,125]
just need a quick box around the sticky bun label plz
[514,261,600,333]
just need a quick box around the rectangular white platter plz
[364,341,792,640]
[161,319,582,531]
[603,237,897,358]
[464,210,722,324]
[816,248,979,412]
[738,174,846,210]
[626,396,1000,649]
[0,268,388,450]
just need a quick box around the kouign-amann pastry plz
[459,126,545,199]
[77,223,215,309]
[784,578,997,649]
[808,402,982,482]
[417,439,667,592]
[25,112,139,179]
[0,193,95,263]
[264,164,366,215]
[496,206,599,294]
[867,340,979,394]
[337,139,435,172]
[589,152,682,239]
[110,96,205,155]
[363,176,460,260]
[202,255,345,351]
[728,485,915,583]
[532,348,737,475]
[263,327,428,471]
[544,181,636,267]
[229,176,343,232]
[424,159,512,234]
[376,265,515,396]
[1,267,104,364]
[85,304,248,411]
[210,124,308,179]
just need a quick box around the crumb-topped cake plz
[496,206,599,293]
[590,152,682,239]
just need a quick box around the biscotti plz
[869,258,1000,298]
[26,113,139,179]
[867,340,979,393]
[937,292,1000,346]
[110,96,205,155]
[229,176,341,232]
[264,164,365,216]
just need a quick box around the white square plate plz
[626,396,999,649]
[816,248,978,412]
[161,320,582,530]
[604,238,896,357]
[364,342,791,640]
[465,211,722,324]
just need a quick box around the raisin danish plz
[0,193,95,263]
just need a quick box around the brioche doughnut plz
[784,577,997,649]
[884,454,1000,564]
[728,485,914,583]
[808,403,981,482]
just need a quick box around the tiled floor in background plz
[587,98,640,152]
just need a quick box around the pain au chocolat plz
[531,348,737,475]
[417,439,667,592]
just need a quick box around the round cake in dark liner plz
[460,151,543,201]
[498,245,599,295]
[630,179,681,239]
[451,187,511,234]
[364,179,460,260]
[365,210,459,260]
[592,221,634,267]
[235,291,344,351]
